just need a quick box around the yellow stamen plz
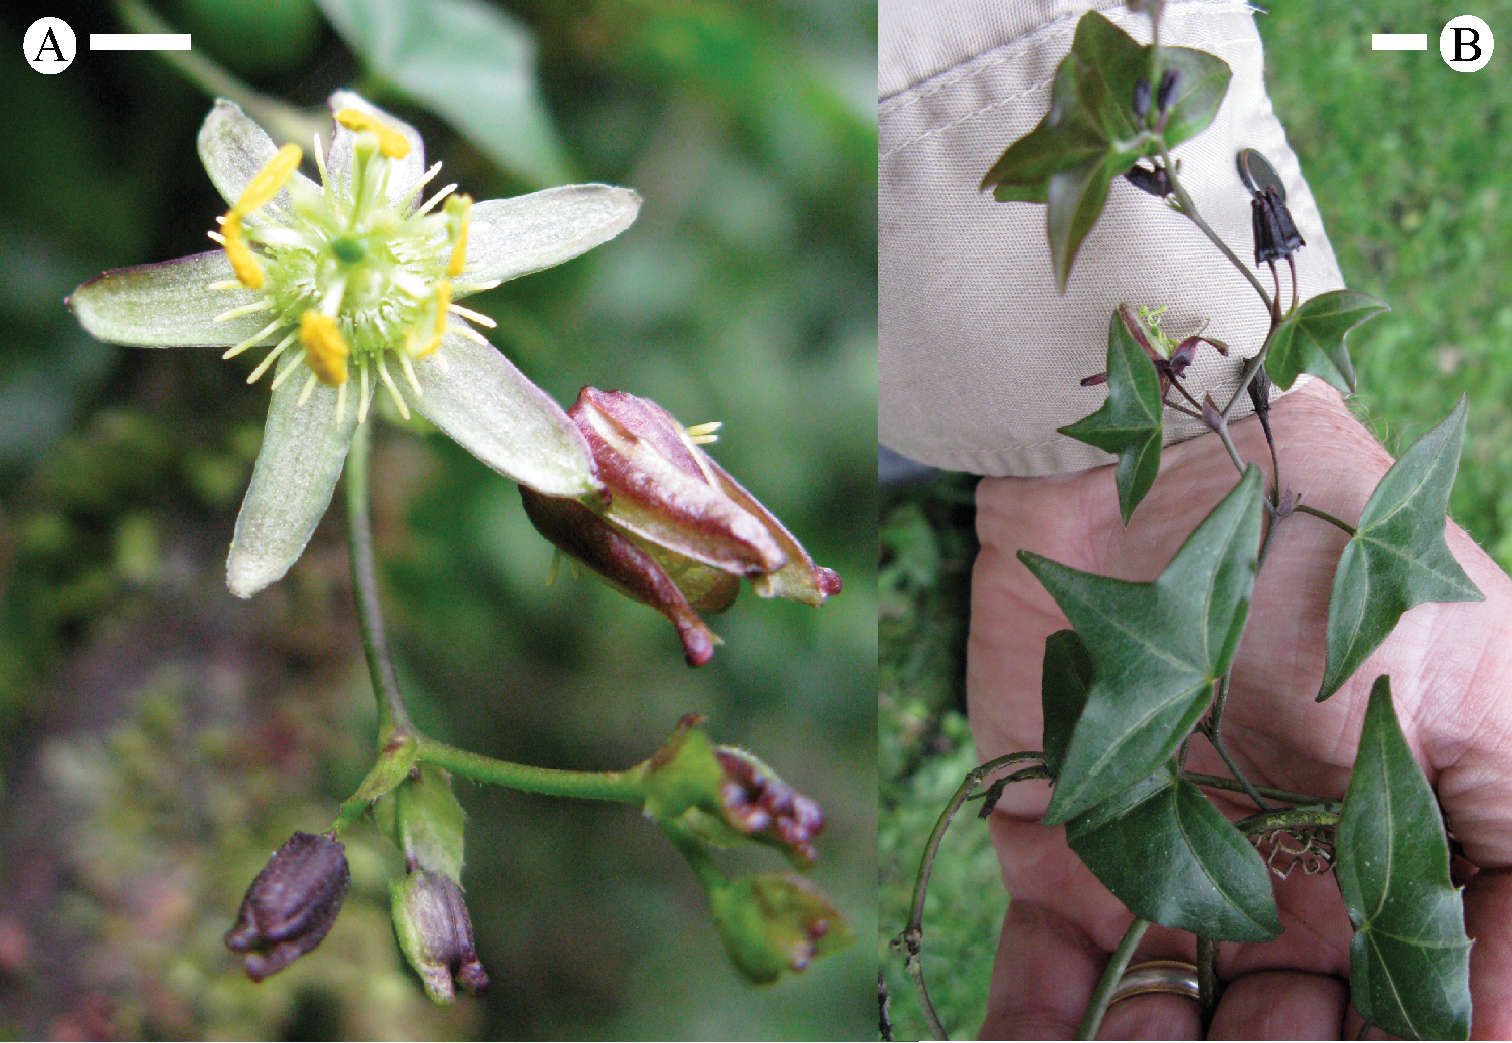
[685,421,722,445]
[298,311,350,386]
[446,195,472,276]
[335,108,411,159]
[222,212,264,289]
[232,144,303,216]
[410,281,451,358]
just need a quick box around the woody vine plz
[893,5,1476,1039]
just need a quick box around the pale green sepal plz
[66,250,277,348]
[459,185,641,291]
[410,325,600,498]
[197,99,319,216]
[226,376,358,598]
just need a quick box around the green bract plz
[67,91,641,598]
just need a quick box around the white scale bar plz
[1371,33,1428,50]
[89,33,192,51]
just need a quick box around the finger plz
[981,900,1103,1038]
[1208,971,1347,1039]
[1466,867,1512,1038]
[1100,990,1201,1040]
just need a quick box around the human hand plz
[967,380,1512,1038]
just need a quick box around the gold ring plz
[1107,960,1201,1007]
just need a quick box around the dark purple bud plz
[391,869,488,1003]
[1276,486,1299,519]
[1124,163,1171,198]
[1251,186,1305,264]
[1080,372,1109,387]
[1132,77,1152,119]
[1156,69,1180,112]
[225,832,349,982]
[1201,394,1224,433]
[1246,362,1274,424]
[715,747,824,865]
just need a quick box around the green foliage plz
[1334,677,1472,1039]
[1059,309,1164,523]
[1021,467,1263,824]
[980,11,1230,289]
[1264,289,1389,392]
[1066,767,1280,941]
[1038,629,1090,777]
[1321,399,1482,699]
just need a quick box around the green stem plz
[112,0,321,147]
[344,422,414,741]
[902,751,1045,1040]
[1196,936,1218,1029]
[1235,807,1340,835]
[1293,502,1357,537]
[1181,772,1339,811]
[414,736,648,804]
[1162,149,1273,315]
[662,819,727,892]
[1203,723,1270,812]
[1077,917,1151,1040]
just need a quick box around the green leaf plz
[1319,399,1482,699]
[1059,309,1164,523]
[1265,290,1389,393]
[314,0,573,186]
[1040,629,1092,777]
[1021,467,1263,825]
[1156,47,1232,148]
[1335,677,1471,1039]
[1067,767,1280,941]
[978,11,1231,290]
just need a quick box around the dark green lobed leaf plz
[1022,467,1263,824]
[1058,309,1164,524]
[1040,629,1092,777]
[1265,290,1389,393]
[1320,399,1482,700]
[1335,677,1471,1039]
[1067,767,1281,941]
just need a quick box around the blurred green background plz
[879,1,1512,1037]
[0,0,875,1038]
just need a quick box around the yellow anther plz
[299,311,350,386]
[222,211,265,289]
[335,108,411,159]
[446,195,472,277]
[233,144,303,216]
[410,281,452,359]
[684,421,722,446]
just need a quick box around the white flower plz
[68,91,640,598]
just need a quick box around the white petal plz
[410,325,599,498]
[198,99,319,217]
[459,185,641,289]
[324,91,425,206]
[67,250,278,347]
[226,376,357,598]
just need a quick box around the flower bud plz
[390,868,488,1003]
[1156,68,1180,113]
[225,831,349,981]
[1132,77,1152,120]
[1124,163,1170,198]
[715,746,825,866]
[708,873,853,984]
[1251,186,1305,264]
[522,387,840,666]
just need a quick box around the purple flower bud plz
[225,831,349,982]
[1124,163,1170,198]
[1156,68,1180,112]
[1251,186,1305,264]
[715,747,825,866]
[391,869,488,1003]
[522,387,840,666]
[1132,77,1152,119]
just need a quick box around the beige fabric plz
[879,0,1344,477]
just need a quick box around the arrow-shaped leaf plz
[1067,767,1281,941]
[979,11,1231,290]
[1335,676,1471,1040]
[1040,629,1093,777]
[1059,309,1164,524]
[1021,467,1263,825]
[1320,399,1482,700]
[1265,290,1388,393]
